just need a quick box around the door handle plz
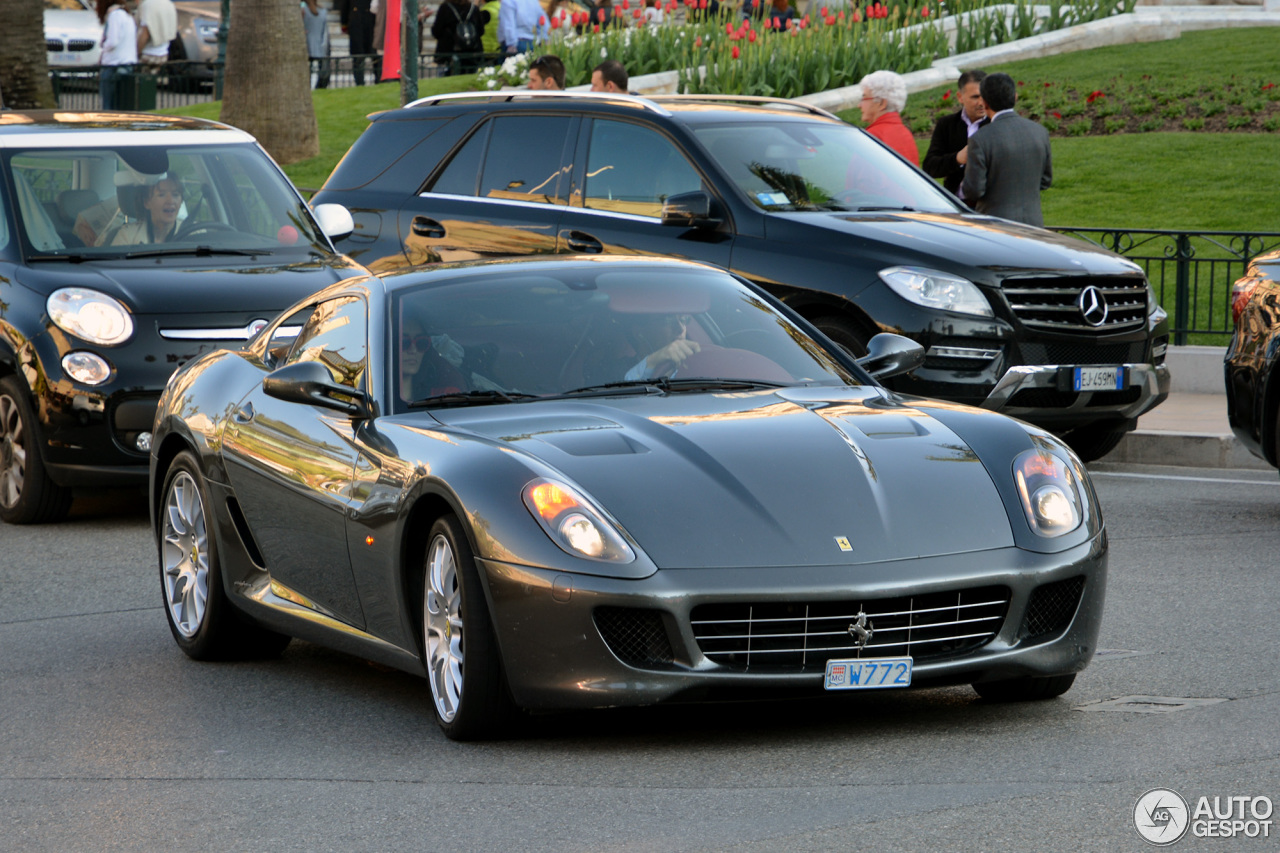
[565,230,603,254]
[411,216,445,239]
[232,402,255,424]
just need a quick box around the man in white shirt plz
[136,0,178,65]
[499,0,547,54]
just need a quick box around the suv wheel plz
[1062,420,1132,463]
[812,316,871,359]
[0,376,73,525]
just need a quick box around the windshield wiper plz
[554,377,786,399]
[409,389,539,408]
[856,205,918,212]
[28,253,94,263]
[123,246,269,259]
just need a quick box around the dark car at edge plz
[1226,248,1280,471]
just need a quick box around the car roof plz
[0,111,253,147]
[382,92,844,126]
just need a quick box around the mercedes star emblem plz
[1078,286,1109,327]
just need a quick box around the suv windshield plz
[692,120,962,214]
[392,265,864,410]
[7,142,328,257]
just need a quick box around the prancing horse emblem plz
[848,611,874,648]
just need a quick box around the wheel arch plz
[399,489,468,661]
[783,292,882,341]
[151,430,198,525]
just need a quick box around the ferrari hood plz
[437,386,1017,569]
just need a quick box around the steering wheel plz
[174,220,238,241]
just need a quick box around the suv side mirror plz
[312,203,355,241]
[856,333,926,380]
[662,191,721,229]
[263,361,372,418]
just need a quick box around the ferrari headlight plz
[879,266,993,318]
[47,288,134,346]
[523,478,635,563]
[1013,449,1083,537]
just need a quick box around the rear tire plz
[811,316,871,359]
[0,376,73,525]
[972,672,1076,702]
[423,514,517,741]
[158,450,291,660]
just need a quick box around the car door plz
[399,113,577,265]
[556,117,735,269]
[221,295,369,628]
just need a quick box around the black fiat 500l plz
[312,92,1169,462]
[0,111,362,524]
[1226,249,1280,470]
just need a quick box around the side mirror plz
[856,333,926,381]
[263,361,372,418]
[312,203,355,241]
[661,191,721,229]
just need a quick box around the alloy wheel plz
[161,471,210,637]
[0,393,26,511]
[425,533,464,723]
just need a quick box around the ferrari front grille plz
[690,587,1010,671]
[1003,276,1148,332]
[594,607,676,668]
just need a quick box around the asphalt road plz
[2,463,1279,852]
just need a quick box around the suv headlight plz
[1013,449,1083,538]
[878,266,993,318]
[523,478,635,563]
[47,288,134,345]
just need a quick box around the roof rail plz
[402,90,673,116]
[648,94,840,121]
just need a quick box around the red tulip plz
[732,44,740,58]
[551,15,561,27]
[539,14,546,24]
[633,8,642,17]
[593,22,600,31]
[748,28,757,41]
[851,8,861,21]
[597,8,605,21]
[695,35,702,46]
[942,89,951,100]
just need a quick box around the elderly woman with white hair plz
[858,70,919,166]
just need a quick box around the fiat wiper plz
[123,246,268,259]
[410,389,539,408]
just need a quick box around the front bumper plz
[981,362,1171,430]
[477,535,1106,711]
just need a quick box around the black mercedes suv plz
[312,92,1169,460]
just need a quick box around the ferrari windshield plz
[7,142,328,257]
[393,264,864,410]
[692,120,962,213]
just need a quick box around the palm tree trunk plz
[220,0,320,165]
[0,0,56,109]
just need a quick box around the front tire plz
[1061,421,1130,463]
[423,515,516,740]
[811,316,871,359]
[0,376,73,525]
[158,450,290,660]
[972,673,1076,702]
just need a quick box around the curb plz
[1102,430,1272,469]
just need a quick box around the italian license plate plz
[1073,366,1125,392]
[824,656,913,691]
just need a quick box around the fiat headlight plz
[879,266,993,318]
[1013,449,1083,537]
[523,478,635,563]
[47,288,134,346]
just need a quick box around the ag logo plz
[1134,788,1190,845]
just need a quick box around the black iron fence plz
[1048,227,1280,345]
[49,52,500,110]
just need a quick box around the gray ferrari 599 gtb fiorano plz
[150,255,1106,740]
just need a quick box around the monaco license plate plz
[824,656,913,691]
[1073,366,1125,392]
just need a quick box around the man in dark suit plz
[961,72,1053,227]
[922,70,987,196]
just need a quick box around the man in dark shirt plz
[922,70,987,197]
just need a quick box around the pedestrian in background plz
[858,69,919,166]
[923,69,988,196]
[590,59,629,94]
[961,72,1053,226]
[302,0,331,89]
[340,0,377,84]
[432,0,488,75]
[134,0,176,66]
[527,54,564,90]
[481,0,502,53]
[499,0,547,54]
[97,0,137,109]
